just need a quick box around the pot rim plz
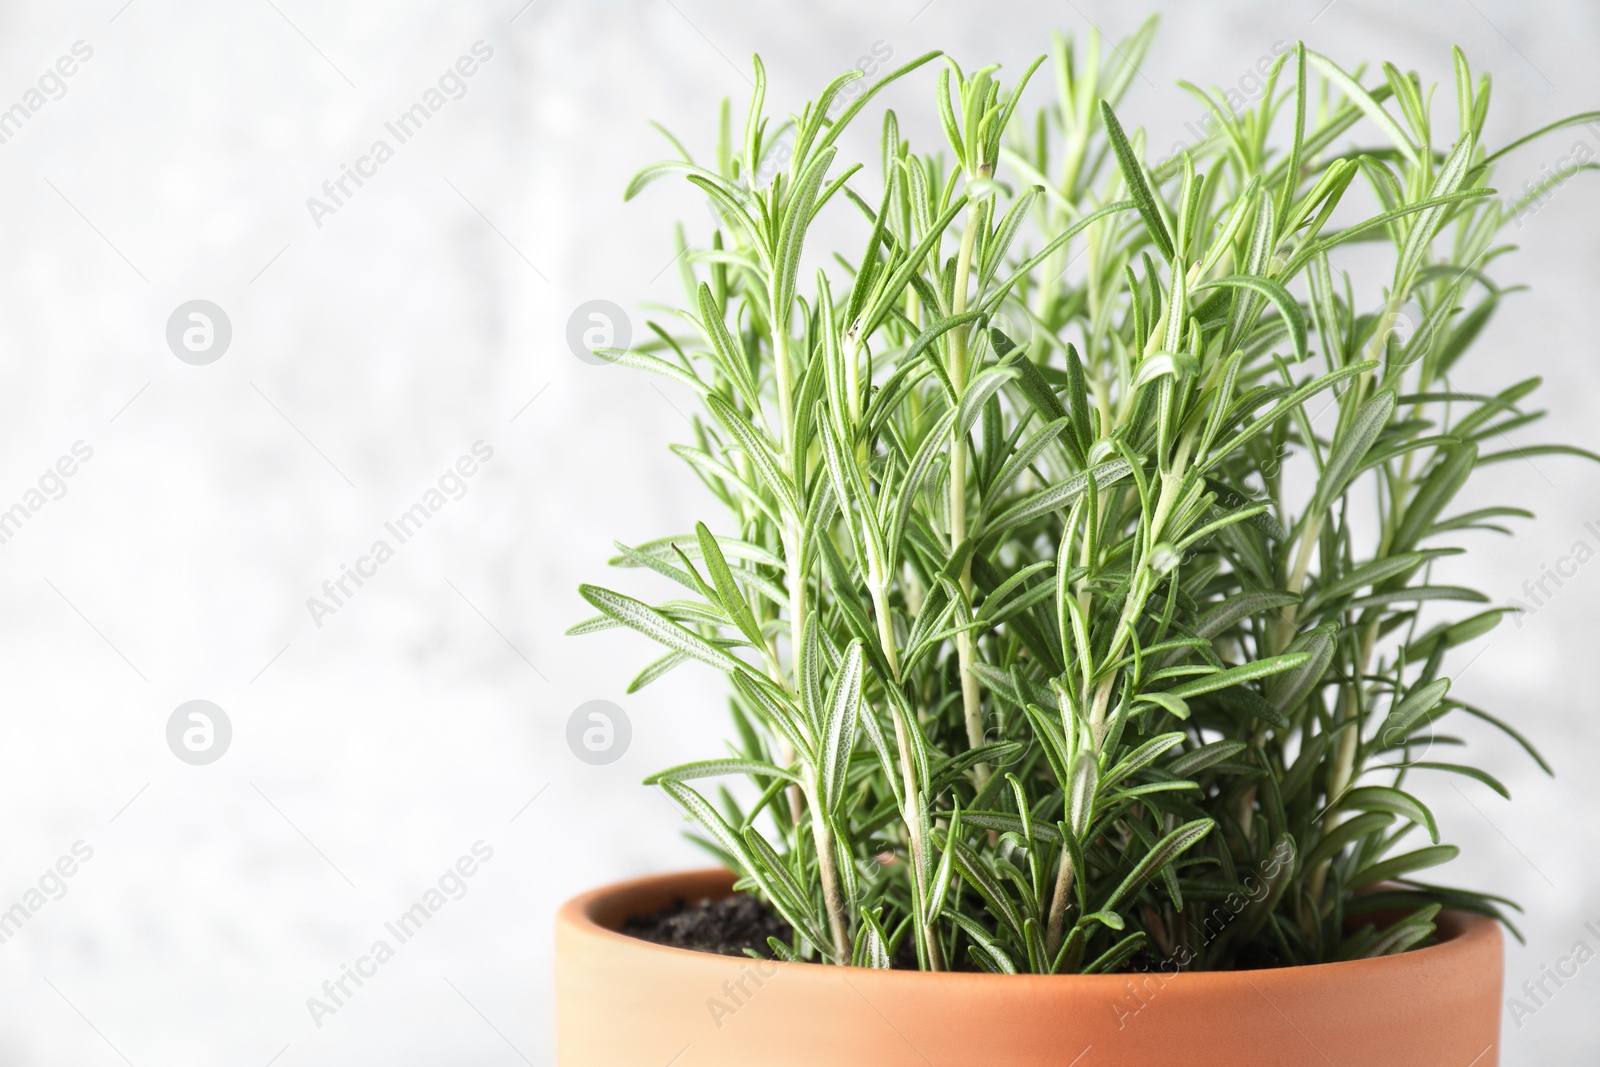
[558,866,1500,983]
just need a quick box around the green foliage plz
[574,20,1593,971]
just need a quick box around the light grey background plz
[0,0,1592,1063]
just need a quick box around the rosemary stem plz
[950,191,987,784]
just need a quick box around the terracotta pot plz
[555,868,1502,1066]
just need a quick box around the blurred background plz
[0,0,1593,1063]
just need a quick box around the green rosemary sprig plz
[574,19,1595,972]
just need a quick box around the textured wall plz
[0,0,1593,1063]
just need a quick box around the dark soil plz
[623,894,1299,971]
[623,893,793,959]
[622,893,971,969]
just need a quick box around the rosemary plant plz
[573,21,1596,972]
